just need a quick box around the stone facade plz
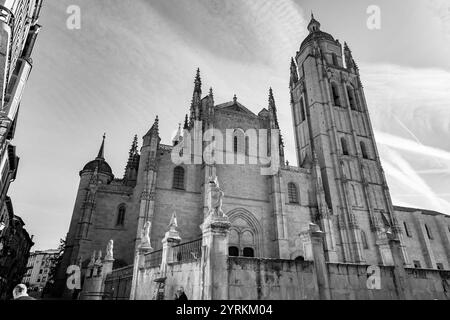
[59,15,450,299]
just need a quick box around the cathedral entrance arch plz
[227,208,263,258]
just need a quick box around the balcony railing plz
[172,239,202,264]
[145,249,162,269]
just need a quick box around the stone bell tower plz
[290,14,409,266]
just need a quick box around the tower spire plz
[268,88,280,130]
[128,135,139,160]
[184,114,189,130]
[146,116,159,136]
[190,69,203,126]
[96,133,106,160]
[194,68,202,94]
[344,42,358,70]
[172,123,183,146]
[307,12,321,33]
[290,57,299,86]
[123,135,140,185]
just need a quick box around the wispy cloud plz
[9,0,450,250]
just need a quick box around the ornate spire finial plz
[233,94,237,104]
[209,87,213,97]
[268,88,280,130]
[194,68,202,93]
[145,116,160,138]
[96,133,106,160]
[307,11,321,33]
[184,114,189,130]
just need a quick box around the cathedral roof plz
[300,30,335,52]
[215,96,257,117]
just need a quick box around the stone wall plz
[405,268,450,300]
[228,257,317,300]
[133,261,201,300]
[327,263,398,300]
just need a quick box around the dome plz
[80,134,114,177]
[300,31,335,52]
[300,13,336,52]
[82,159,113,176]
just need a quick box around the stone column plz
[130,226,153,300]
[388,233,412,300]
[200,214,231,300]
[309,223,331,300]
[160,212,182,276]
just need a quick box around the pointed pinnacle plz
[184,114,189,129]
[194,68,202,92]
[96,133,106,160]
[169,211,178,229]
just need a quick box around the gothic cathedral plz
[57,15,450,295]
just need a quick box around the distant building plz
[22,249,59,292]
[0,0,43,300]
[0,198,33,299]
[0,0,43,220]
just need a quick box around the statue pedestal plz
[200,214,231,300]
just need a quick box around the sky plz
[8,0,450,250]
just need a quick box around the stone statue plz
[105,240,114,261]
[95,250,102,265]
[208,176,225,218]
[89,251,96,267]
[168,212,178,232]
[140,221,152,248]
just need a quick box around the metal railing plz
[145,249,163,269]
[103,265,134,300]
[172,239,202,263]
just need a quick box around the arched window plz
[331,83,341,107]
[229,227,257,258]
[116,205,126,226]
[360,141,369,159]
[332,53,339,66]
[347,86,358,111]
[233,129,245,155]
[403,222,412,238]
[243,248,255,258]
[288,182,299,204]
[425,224,433,240]
[361,230,369,249]
[172,166,185,190]
[245,136,249,156]
[341,138,349,156]
[228,247,239,257]
[300,98,306,122]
